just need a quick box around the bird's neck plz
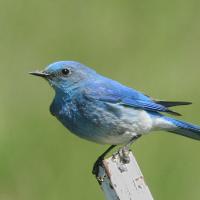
[54,83,79,95]
[50,86,77,117]
[53,84,80,107]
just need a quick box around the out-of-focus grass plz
[0,0,200,199]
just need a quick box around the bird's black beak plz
[29,71,50,78]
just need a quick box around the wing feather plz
[83,79,184,116]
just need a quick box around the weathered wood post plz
[95,150,154,200]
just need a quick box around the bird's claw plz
[118,146,131,164]
[92,146,130,178]
[92,156,104,177]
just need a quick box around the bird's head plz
[30,61,96,92]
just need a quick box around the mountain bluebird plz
[30,61,200,175]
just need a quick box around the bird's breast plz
[51,95,154,144]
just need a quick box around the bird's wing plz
[83,79,185,116]
[120,97,181,116]
[153,100,192,107]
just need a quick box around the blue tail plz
[165,117,200,140]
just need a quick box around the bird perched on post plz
[30,61,200,175]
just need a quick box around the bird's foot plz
[118,146,131,164]
[92,155,104,178]
[92,145,116,182]
[111,146,131,173]
[92,145,116,179]
[115,135,141,164]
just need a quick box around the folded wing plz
[83,79,191,116]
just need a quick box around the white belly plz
[94,106,154,145]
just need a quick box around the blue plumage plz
[165,117,200,140]
[30,61,200,145]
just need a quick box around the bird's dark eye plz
[61,68,70,75]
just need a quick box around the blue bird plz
[30,61,200,174]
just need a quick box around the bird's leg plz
[92,145,116,177]
[118,135,142,164]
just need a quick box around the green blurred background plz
[0,0,200,199]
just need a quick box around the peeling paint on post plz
[95,151,154,200]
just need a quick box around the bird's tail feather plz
[155,100,192,107]
[164,117,200,140]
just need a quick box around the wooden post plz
[95,151,154,200]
